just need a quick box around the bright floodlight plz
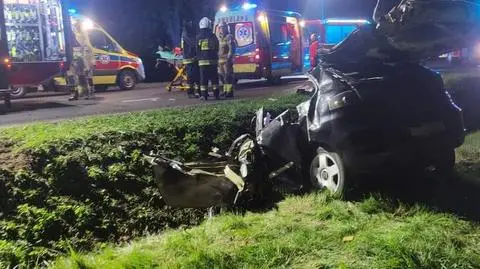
[299,20,306,28]
[257,14,266,22]
[242,2,257,10]
[82,18,94,30]
[220,5,228,12]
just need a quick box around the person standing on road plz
[196,17,220,100]
[182,20,200,98]
[217,21,236,98]
[69,32,96,101]
[309,33,319,70]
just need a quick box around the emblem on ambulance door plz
[236,26,251,41]
[99,55,111,64]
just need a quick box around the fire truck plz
[0,0,72,104]
[214,3,304,83]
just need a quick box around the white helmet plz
[199,17,212,29]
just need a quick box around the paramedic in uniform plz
[69,32,96,101]
[217,21,236,98]
[182,20,200,98]
[196,17,220,100]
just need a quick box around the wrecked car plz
[148,0,475,207]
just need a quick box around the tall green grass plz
[52,193,480,269]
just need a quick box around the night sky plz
[69,0,389,31]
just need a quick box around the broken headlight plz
[327,90,360,111]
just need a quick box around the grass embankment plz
[51,131,480,269]
[53,196,480,269]
[1,95,305,151]
[0,95,306,268]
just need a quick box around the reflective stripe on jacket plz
[196,29,219,66]
[218,34,235,64]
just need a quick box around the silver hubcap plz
[312,153,341,193]
[123,76,134,88]
[11,87,22,95]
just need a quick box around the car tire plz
[309,148,347,198]
[118,70,137,90]
[10,87,27,99]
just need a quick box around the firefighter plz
[69,33,95,101]
[196,17,220,100]
[182,20,200,98]
[217,21,236,98]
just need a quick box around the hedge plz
[0,94,306,268]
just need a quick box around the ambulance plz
[214,3,304,83]
[10,13,145,98]
[54,14,145,92]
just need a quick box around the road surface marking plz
[169,98,176,101]
[122,98,159,103]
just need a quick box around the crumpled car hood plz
[324,0,480,63]
[378,0,480,59]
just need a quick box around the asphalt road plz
[0,78,306,126]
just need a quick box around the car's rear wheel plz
[118,70,137,90]
[309,148,347,198]
[10,87,27,99]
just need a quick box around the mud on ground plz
[0,141,31,171]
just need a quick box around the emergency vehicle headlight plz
[220,5,228,12]
[258,14,266,23]
[82,19,94,31]
[300,20,306,28]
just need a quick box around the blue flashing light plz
[68,8,77,15]
[287,11,294,15]
[242,2,257,10]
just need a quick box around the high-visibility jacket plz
[196,29,219,66]
[218,33,235,64]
